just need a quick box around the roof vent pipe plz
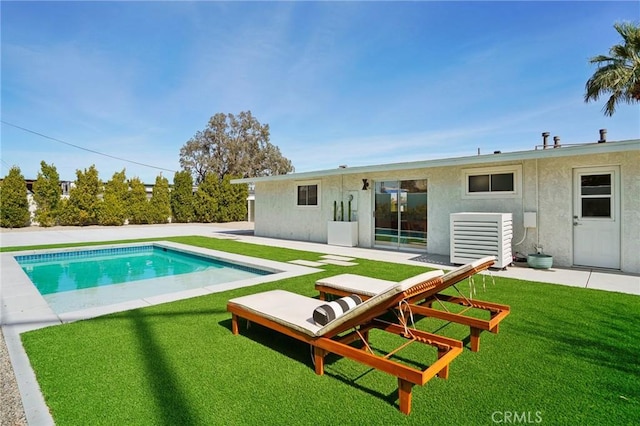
[598,128,607,143]
[542,132,550,149]
[553,136,560,148]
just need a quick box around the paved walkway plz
[1,223,638,426]
[2,222,638,295]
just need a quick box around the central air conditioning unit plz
[450,212,513,269]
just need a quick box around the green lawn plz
[16,236,640,425]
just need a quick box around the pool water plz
[17,245,270,296]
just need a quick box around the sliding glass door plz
[374,179,427,251]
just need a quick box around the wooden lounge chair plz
[315,256,510,352]
[227,270,463,415]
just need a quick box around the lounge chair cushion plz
[228,270,444,338]
[313,294,363,326]
[320,269,441,335]
[229,290,326,336]
[442,256,496,283]
[316,258,496,299]
[316,274,394,297]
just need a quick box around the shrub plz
[148,175,171,224]
[171,171,194,223]
[98,170,128,226]
[193,173,218,223]
[0,166,31,228]
[33,161,62,227]
[62,165,102,226]
[127,177,150,224]
[215,175,247,222]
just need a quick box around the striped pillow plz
[313,295,363,326]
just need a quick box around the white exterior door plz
[573,166,620,269]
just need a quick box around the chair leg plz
[313,346,325,375]
[231,314,239,335]
[398,378,413,415]
[436,347,450,379]
[470,327,481,352]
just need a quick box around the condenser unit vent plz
[450,212,513,269]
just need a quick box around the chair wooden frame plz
[316,257,510,352]
[227,273,463,415]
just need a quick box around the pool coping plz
[1,241,322,426]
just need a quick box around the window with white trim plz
[296,182,319,206]
[463,165,521,198]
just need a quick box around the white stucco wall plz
[253,148,640,273]
[535,150,640,273]
[338,164,527,256]
[254,174,368,243]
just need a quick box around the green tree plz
[215,175,248,222]
[179,111,294,184]
[148,174,171,224]
[585,21,640,116]
[57,198,78,226]
[0,166,30,228]
[127,177,150,224]
[98,169,128,226]
[171,170,195,223]
[60,165,102,226]
[193,173,218,223]
[33,161,62,227]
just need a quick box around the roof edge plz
[231,139,640,184]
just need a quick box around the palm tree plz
[584,21,640,116]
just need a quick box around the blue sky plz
[2,1,639,183]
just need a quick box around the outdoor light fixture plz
[362,179,369,190]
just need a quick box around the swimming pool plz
[16,245,270,295]
[4,242,321,321]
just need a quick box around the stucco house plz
[232,133,640,274]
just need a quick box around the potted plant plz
[527,246,553,269]
[327,198,358,247]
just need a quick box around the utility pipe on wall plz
[513,161,528,247]
[535,158,539,250]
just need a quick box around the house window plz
[297,184,318,206]
[468,173,514,193]
[464,165,521,198]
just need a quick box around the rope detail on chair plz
[397,299,417,337]
[433,296,450,313]
[310,344,315,368]
[405,279,438,298]
[390,299,454,353]
[355,328,374,354]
